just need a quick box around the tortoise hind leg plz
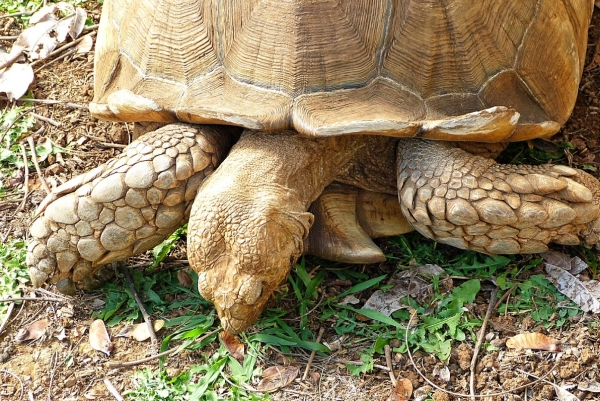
[305,184,413,264]
[27,123,238,293]
[396,139,600,254]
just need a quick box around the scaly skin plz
[397,139,600,254]
[188,130,366,333]
[27,124,237,293]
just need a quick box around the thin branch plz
[0,96,87,109]
[0,11,33,19]
[384,344,396,386]
[117,263,159,348]
[27,133,51,195]
[17,143,29,212]
[104,378,124,401]
[0,370,24,401]
[107,328,221,368]
[0,297,66,303]
[31,112,60,127]
[302,327,324,381]
[31,31,97,67]
[493,283,518,310]
[469,287,498,399]
[0,302,15,335]
[0,35,18,40]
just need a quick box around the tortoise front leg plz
[27,124,238,293]
[396,139,600,254]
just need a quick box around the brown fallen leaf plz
[388,378,413,401]
[89,319,113,356]
[16,318,48,342]
[115,320,164,342]
[177,270,193,288]
[220,331,244,361]
[257,366,299,392]
[76,35,94,53]
[506,332,559,352]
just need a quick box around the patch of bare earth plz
[1,5,600,401]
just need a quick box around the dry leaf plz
[89,319,113,356]
[76,35,94,53]
[0,63,34,101]
[363,264,448,316]
[257,366,299,392]
[554,385,579,401]
[545,264,600,313]
[29,4,59,24]
[177,270,193,288]
[16,19,60,60]
[220,331,244,361]
[542,251,588,275]
[388,378,413,401]
[115,320,164,341]
[16,318,48,342]
[506,332,559,352]
[578,381,600,392]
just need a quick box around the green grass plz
[0,238,29,320]
[91,229,589,397]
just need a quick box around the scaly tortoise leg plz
[27,124,238,293]
[306,183,413,263]
[397,139,600,254]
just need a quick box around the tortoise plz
[28,0,600,333]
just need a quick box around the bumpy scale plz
[27,124,235,293]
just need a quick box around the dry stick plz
[117,263,159,348]
[404,310,557,398]
[0,96,87,110]
[31,31,97,68]
[17,143,29,212]
[0,302,15,335]
[0,370,24,401]
[0,35,18,40]
[31,112,60,127]
[0,11,33,19]
[47,351,57,401]
[302,327,325,381]
[107,328,221,368]
[0,297,65,303]
[82,133,127,149]
[469,287,498,399]
[27,133,51,195]
[104,378,124,401]
[34,48,76,73]
[384,344,396,386]
[493,283,518,311]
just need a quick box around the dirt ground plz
[2,4,600,401]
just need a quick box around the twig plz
[82,133,126,149]
[28,391,34,401]
[0,297,65,303]
[384,344,396,386]
[469,287,498,399]
[31,31,97,67]
[31,112,60,127]
[83,24,99,32]
[493,283,518,310]
[336,360,390,371]
[17,143,29,212]
[107,328,221,368]
[47,351,57,401]
[0,96,87,109]
[0,36,18,40]
[0,370,24,401]
[0,302,15,336]
[404,309,558,398]
[117,263,159,348]
[0,11,33,19]
[302,327,324,381]
[34,48,76,73]
[27,133,51,195]
[104,378,124,401]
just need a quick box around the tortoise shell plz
[90,0,592,142]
